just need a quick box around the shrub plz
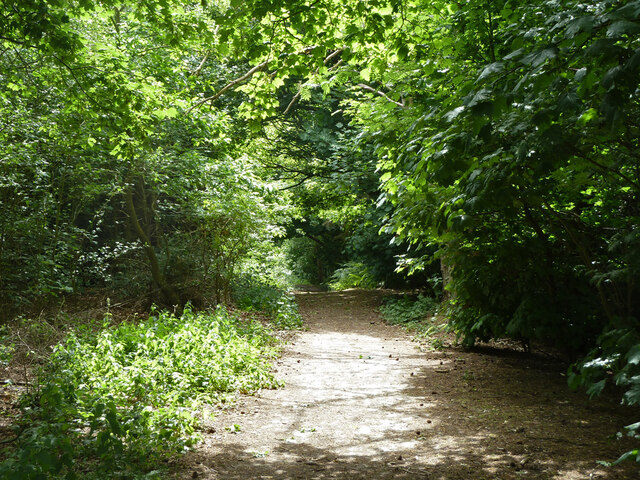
[379,294,442,341]
[569,328,640,465]
[232,281,304,330]
[329,262,378,290]
[0,305,281,479]
[379,294,438,325]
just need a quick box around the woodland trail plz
[175,290,638,480]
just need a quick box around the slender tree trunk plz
[125,185,180,306]
[440,256,453,302]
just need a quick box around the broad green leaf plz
[520,47,557,67]
[607,20,640,38]
[444,106,465,122]
[612,449,640,466]
[626,344,640,365]
[477,62,504,82]
[577,108,598,126]
[586,379,606,398]
[623,383,640,405]
[565,16,597,38]
[614,1,640,20]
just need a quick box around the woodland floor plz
[172,289,639,480]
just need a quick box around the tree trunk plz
[440,256,453,302]
[125,185,180,306]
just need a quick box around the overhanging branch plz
[357,83,407,109]
[284,50,344,115]
[187,45,319,114]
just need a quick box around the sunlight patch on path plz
[244,328,441,460]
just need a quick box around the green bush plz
[271,294,304,330]
[379,294,441,341]
[569,328,640,465]
[0,305,282,479]
[0,327,13,367]
[380,294,444,349]
[233,281,283,313]
[232,281,304,330]
[329,262,378,290]
[283,236,321,285]
[379,294,438,325]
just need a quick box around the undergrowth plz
[0,301,301,479]
[328,262,378,290]
[379,294,443,344]
[233,283,304,330]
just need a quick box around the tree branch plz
[573,148,640,192]
[188,46,319,114]
[324,48,343,64]
[284,52,343,115]
[187,59,271,113]
[0,35,24,45]
[190,51,209,76]
[279,174,314,190]
[283,91,302,116]
[51,53,105,110]
[356,83,407,108]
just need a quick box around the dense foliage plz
[209,0,640,463]
[0,0,284,315]
[0,303,302,479]
[2,0,639,468]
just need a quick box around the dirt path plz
[176,290,639,479]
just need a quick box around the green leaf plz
[503,48,525,61]
[624,421,640,435]
[602,66,622,89]
[163,107,178,118]
[625,48,640,72]
[444,106,465,122]
[577,108,598,126]
[466,89,492,109]
[477,62,504,82]
[574,67,587,82]
[586,379,606,398]
[585,38,616,57]
[397,44,409,60]
[623,383,640,405]
[607,20,640,38]
[626,344,640,365]
[521,47,557,67]
[614,1,640,20]
[565,16,597,38]
[612,449,640,465]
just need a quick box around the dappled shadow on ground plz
[185,440,523,479]
[174,290,639,480]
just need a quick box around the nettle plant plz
[0,305,282,479]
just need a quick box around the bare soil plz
[174,290,639,480]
